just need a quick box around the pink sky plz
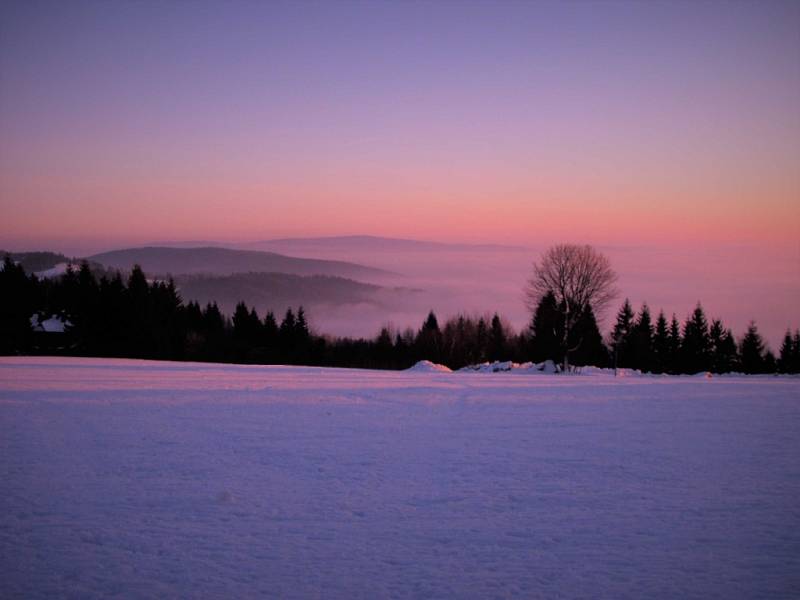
[1,1,798,344]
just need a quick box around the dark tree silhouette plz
[740,322,766,374]
[529,290,562,364]
[680,304,712,373]
[1,254,793,374]
[569,305,608,367]
[0,256,35,353]
[652,311,670,374]
[611,299,635,368]
[709,319,738,374]
[416,311,443,363]
[631,304,654,372]
[778,330,800,374]
[525,244,617,371]
[488,314,507,362]
[667,314,682,374]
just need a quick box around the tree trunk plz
[562,309,570,373]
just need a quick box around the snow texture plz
[1,357,799,599]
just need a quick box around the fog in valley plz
[224,237,799,349]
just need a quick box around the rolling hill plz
[88,246,394,281]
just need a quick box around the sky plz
[1,0,798,251]
[0,1,798,345]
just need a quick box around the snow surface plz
[1,357,799,599]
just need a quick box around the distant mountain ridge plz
[146,235,529,253]
[87,246,394,281]
[243,235,529,253]
[173,272,418,317]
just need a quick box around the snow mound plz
[406,360,452,373]
[456,361,654,377]
[459,360,561,374]
[536,359,559,374]
[693,371,714,378]
[458,361,518,373]
[29,314,71,333]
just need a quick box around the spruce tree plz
[763,350,777,374]
[248,308,262,342]
[0,256,35,354]
[125,265,152,358]
[232,302,251,342]
[708,319,726,373]
[794,331,800,372]
[263,311,279,345]
[739,322,766,374]
[295,306,311,363]
[652,310,670,374]
[280,308,297,362]
[489,313,507,361]
[667,314,681,374]
[295,307,310,340]
[717,328,738,373]
[202,302,226,361]
[97,273,126,357]
[631,304,654,372]
[150,279,184,360]
[529,291,561,364]
[183,301,204,359]
[778,330,799,373]
[569,305,608,367]
[611,299,635,368]
[375,327,394,368]
[680,304,711,373]
[416,311,442,363]
[476,317,488,363]
[73,262,101,352]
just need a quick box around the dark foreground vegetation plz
[1,257,798,374]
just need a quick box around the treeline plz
[606,300,799,374]
[2,257,799,374]
[0,257,521,368]
[525,291,800,374]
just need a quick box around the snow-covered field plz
[1,357,799,599]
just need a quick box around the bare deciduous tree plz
[525,244,618,372]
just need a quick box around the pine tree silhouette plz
[631,304,654,372]
[680,304,711,373]
[612,299,635,368]
[0,256,35,354]
[740,322,766,374]
[416,311,442,363]
[667,314,681,374]
[529,291,561,363]
[652,311,670,373]
[569,305,608,367]
[489,314,507,361]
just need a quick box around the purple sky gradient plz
[1,1,798,343]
